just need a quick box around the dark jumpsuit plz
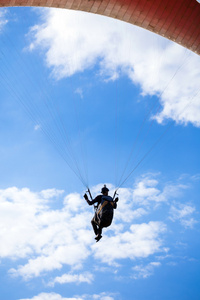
[87,195,117,236]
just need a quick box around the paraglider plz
[1,1,199,244]
[84,185,119,242]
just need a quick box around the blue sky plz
[0,6,200,300]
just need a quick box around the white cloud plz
[191,174,200,182]
[81,293,116,300]
[0,187,93,279]
[48,272,94,286]
[133,178,164,203]
[114,187,148,223]
[0,183,167,280]
[0,9,8,31]
[34,124,41,131]
[19,293,82,300]
[171,204,195,219]
[0,174,197,280]
[92,221,167,265]
[169,204,197,228]
[181,218,197,228]
[29,8,200,127]
[19,292,115,300]
[130,174,198,229]
[88,295,115,300]
[132,261,161,279]
[132,174,188,206]
[0,187,49,258]
[75,88,83,99]
[40,188,64,199]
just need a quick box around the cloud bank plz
[29,8,200,127]
[0,174,197,282]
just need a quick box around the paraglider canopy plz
[2,0,200,55]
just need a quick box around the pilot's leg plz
[91,215,98,235]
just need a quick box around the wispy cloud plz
[132,262,161,279]
[75,88,83,99]
[34,124,41,131]
[0,9,8,31]
[132,173,188,206]
[28,8,200,127]
[169,204,197,228]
